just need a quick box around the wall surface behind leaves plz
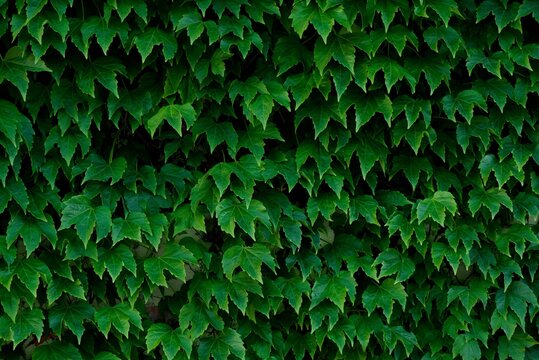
[0,0,539,359]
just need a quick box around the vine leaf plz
[94,304,142,338]
[144,243,196,285]
[222,243,276,283]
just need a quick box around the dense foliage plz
[0,0,539,359]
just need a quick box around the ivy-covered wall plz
[1,0,539,359]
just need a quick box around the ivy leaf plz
[222,243,276,283]
[373,249,416,283]
[198,328,246,360]
[342,92,393,130]
[495,224,538,257]
[144,243,196,285]
[147,104,196,137]
[173,10,205,44]
[453,334,482,360]
[146,323,192,359]
[447,279,490,314]
[12,308,44,347]
[309,271,356,312]
[382,325,419,357]
[349,195,379,225]
[6,213,57,255]
[498,333,538,360]
[94,303,142,338]
[362,279,407,321]
[13,258,52,296]
[83,155,127,184]
[446,224,479,252]
[49,301,95,344]
[468,187,513,218]
[32,341,82,360]
[179,300,224,338]
[518,0,539,21]
[216,197,271,239]
[134,28,178,62]
[111,212,150,244]
[297,95,345,135]
[0,47,51,99]
[275,277,311,314]
[192,117,238,154]
[405,55,451,94]
[60,195,112,246]
[76,57,126,98]
[289,0,334,42]
[47,277,86,304]
[0,99,30,145]
[80,16,128,55]
[93,244,137,282]
[249,93,274,128]
[313,34,355,73]
[416,191,458,226]
[441,89,487,124]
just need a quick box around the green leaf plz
[495,224,538,257]
[275,277,311,314]
[447,279,490,314]
[498,333,538,360]
[198,328,246,360]
[0,47,51,99]
[173,10,205,44]
[60,195,112,246]
[468,187,513,218]
[14,258,52,296]
[6,213,57,254]
[295,97,344,138]
[446,224,479,252]
[309,271,356,312]
[416,191,458,226]
[94,352,122,360]
[424,25,463,57]
[519,0,539,21]
[147,104,196,137]
[0,99,31,145]
[49,301,95,344]
[83,155,127,184]
[144,243,196,285]
[405,55,451,94]
[222,243,276,283]
[453,334,482,360]
[94,303,142,338]
[75,57,126,98]
[216,197,271,239]
[146,323,192,359]
[12,308,44,347]
[111,212,150,244]
[342,92,393,130]
[349,195,379,225]
[193,117,238,154]
[441,89,487,124]
[313,34,355,73]
[93,244,137,281]
[290,0,334,41]
[80,16,128,55]
[179,300,224,338]
[373,249,415,283]
[421,0,461,26]
[32,341,82,360]
[134,28,178,62]
[362,279,407,321]
[382,325,419,357]
[47,276,86,304]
